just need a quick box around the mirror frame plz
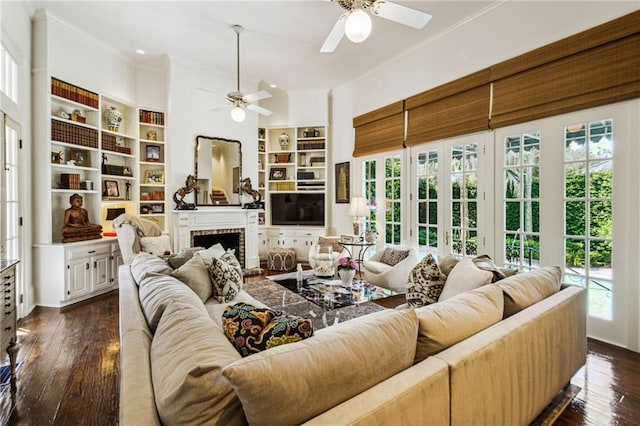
[194,135,242,206]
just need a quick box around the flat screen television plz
[270,193,325,226]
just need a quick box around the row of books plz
[140,190,165,201]
[101,134,132,154]
[139,110,165,126]
[51,119,98,148]
[51,77,99,109]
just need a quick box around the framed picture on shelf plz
[146,144,161,162]
[144,170,164,184]
[104,180,119,197]
[335,161,350,203]
[270,167,286,181]
[51,151,63,164]
[151,204,165,214]
[70,149,89,167]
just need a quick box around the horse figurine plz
[173,175,198,210]
[240,177,263,209]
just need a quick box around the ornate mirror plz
[194,135,242,206]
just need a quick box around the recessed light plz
[269,83,277,88]
[135,49,146,55]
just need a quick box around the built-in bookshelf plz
[138,109,167,230]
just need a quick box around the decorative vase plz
[103,106,122,132]
[339,269,356,286]
[365,231,378,243]
[278,132,289,150]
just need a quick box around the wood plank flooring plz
[1,284,638,425]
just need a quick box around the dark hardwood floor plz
[1,278,639,425]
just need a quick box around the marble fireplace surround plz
[172,208,259,268]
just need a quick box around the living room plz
[1,1,640,424]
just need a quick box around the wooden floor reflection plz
[0,284,638,425]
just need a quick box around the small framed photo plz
[151,204,165,214]
[104,180,119,197]
[70,149,89,167]
[144,170,164,184]
[146,144,161,162]
[51,151,63,164]
[270,167,286,181]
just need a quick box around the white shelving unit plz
[138,109,167,231]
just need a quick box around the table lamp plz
[104,207,126,236]
[348,196,369,237]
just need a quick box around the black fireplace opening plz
[192,231,244,266]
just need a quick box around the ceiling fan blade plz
[246,103,273,117]
[210,103,232,112]
[197,87,224,96]
[372,1,432,29]
[320,12,347,53]
[243,90,272,103]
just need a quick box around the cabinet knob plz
[4,296,10,301]
[86,263,90,270]
[4,326,11,331]
[4,311,10,316]
[94,261,97,268]
[4,282,10,286]
[4,290,10,294]
[4,303,10,308]
[88,250,96,254]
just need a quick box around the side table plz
[338,242,375,282]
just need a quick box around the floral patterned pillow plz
[222,302,313,357]
[406,254,447,307]
[208,255,242,303]
[380,247,410,266]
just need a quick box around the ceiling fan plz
[207,25,273,122]
[320,0,433,53]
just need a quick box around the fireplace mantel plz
[171,208,259,268]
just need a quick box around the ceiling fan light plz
[345,8,372,43]
[230,105,246,122]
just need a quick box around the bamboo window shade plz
[405,69,491,146]
[352,101,405,157]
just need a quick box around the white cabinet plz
[265,228,325,262]
[258,229,269,260]
[34,239,121,308]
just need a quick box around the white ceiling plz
[28,1,496,92]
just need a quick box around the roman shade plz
[490,11,640,128]
[353,101,404,157]
[405,69,491,146]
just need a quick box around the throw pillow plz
[380,247,410,266]
[170,255,212,303]
[318,236,343,254]
[197,243,226,266]
[139,234,171,256]
[438,258,493,301]
[498,266,562,317]
[222,302,313,357]
[472,254,506,283]
[220,250,243,283]
[208,255,242,303]
[438,254,459,277]
[406,254,447,307]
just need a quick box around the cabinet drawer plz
[67,245,110,260]
[1,312,16,341]
[1,333,13,355]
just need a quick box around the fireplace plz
[191,228,245,267]
[172,209,259,269]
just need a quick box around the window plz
[363,159,376,231]
[0,42,19,104]
[563,119,613,320]
[449,143,478,256]
[3,118,19,261]
[384,155,401,244]
[503,132,540,270]
[416,149,439,251]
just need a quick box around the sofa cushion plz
[472,254,507,282]
[222,309,419,425]
[414,285,504,363]
[380,247,410,266]
[197,243,226,265]
[151,299,246,426]
[170,254,212,303]
[209,255,242,303]
[438,258,493,301]
[498,266,562,318]
[222,302,314,357]
[130,252,172,285]
[406,254,447,307]
[138,273,207,332]
[362,260,391,275]
[140,234,172,256]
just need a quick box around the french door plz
[495,101,638,347]
[410,133,491,259]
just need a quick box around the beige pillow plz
[438,254,459,277]
[222,309,418,425]
[151,299,245,426]
[380,247,410,266]
[318,236,342,253]
[171,255,212,303]
[140,234,171,256]
[197,243,226,265]
[438,258,493,301]
[414,285,504,363]
[130,252,173,285]
[498,266,562,318]
[138,273,207,331]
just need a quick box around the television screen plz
[270,193,325,226]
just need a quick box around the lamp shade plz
[348,196,369,217]
[106,207,126,221]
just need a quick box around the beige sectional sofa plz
[119,254,587,425]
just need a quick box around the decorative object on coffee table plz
[337,256,357,286]
[313,245,335,277]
